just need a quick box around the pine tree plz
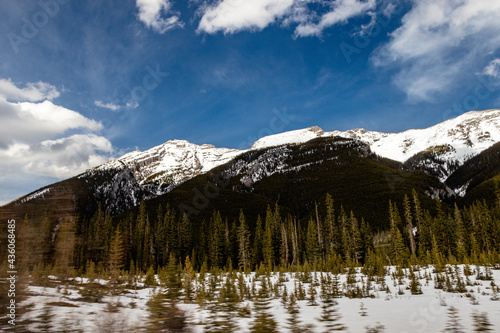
[237,210,252,271]
[183,255,196,302]
[53,218,76,278]
[389,202,408,265]
[146,290,190,332]
[108,227,125,275]
[442,307,464,333]
[318,291,346,332]
[286,293,302,333]
[306,218,320,263]
[165,253,182,302]
[249,278,278,333]
[348,211,362,263]
[253,215,264,266]
[472,312,493,332]
[263,209,274,269]
[403,194,417,256]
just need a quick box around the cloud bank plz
[0,79,114,181]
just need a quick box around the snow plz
[251,126,325,149]
[20,188,50,204]
[253,109,500,166]
[17,265,500,332]
[90,139,244,191]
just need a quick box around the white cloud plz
[136,0,184,33]
[95,100,121,111]
[0,79,114,183]
[483,58,500,78]
[373,0,500,101]
[0,78,60,102]
[0,98,102,147]
[197,0,375,36]
[198,0,295,34]
[0,134,113,179]
[294,0,376,37]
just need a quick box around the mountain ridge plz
[3,109,499,216]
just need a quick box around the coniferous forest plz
[2,188,500,332]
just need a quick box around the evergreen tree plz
[442,307,464,333]
[348,211,362,263]
[146,290,190,332]
[165,253,182,301]
[253,215,264,267]
[403,194,417,256]
[108,227,125,275]
[237,210,252,271]
[249,278,278,333]
[286,293,302,333]
[53,218,76,278]
[318,291,346,332]
[263,209,274,269]
[472,312,493,332]
[306,218,320,263]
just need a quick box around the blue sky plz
[1,0,500,204]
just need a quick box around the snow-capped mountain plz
[5,109,499,217]
[86,139,243,195]
[254,109,500,164]
[252,109,500,181]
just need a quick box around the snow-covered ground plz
[16,265,500,332]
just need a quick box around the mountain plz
[2,109,499,223]
[253,109,500,182]
[445,141,500,204]
[151,136,448,230]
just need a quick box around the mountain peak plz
[251,126,325,149]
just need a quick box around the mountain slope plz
[253,109,500,180]
[144,136,449,230]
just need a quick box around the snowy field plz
[17,265,500,332]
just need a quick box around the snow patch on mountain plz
[330,110,500,164]
[251,126,324,149]
[89,139,243,191]
[253,110,500,180]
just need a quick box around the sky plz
[0,0,500,205]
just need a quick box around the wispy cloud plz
[294,0,376,37]
[196,0,375,37]
[95,100,121,111]
[372,0,500,101]
[136,0,184,33]
[483,58,500,78]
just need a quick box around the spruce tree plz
[403,194,417,256]
[472,312,493,332]
[146,290,190,332]
[263,211,274,270]
[253,215,264,267]
[306,218,320,263]
[286,293,302,333]
[318,291,346,332]
[237,210,252,271]
[442,306,464,333]
[108,227,125,275]
[249,278,278,333]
